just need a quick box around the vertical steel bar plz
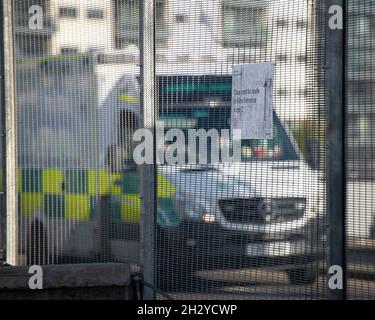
[3,0,17,266]
[325,0,346,300]
[0,0,6,263]
[139,0,156,300]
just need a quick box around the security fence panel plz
[13,0,141,267]
[0,1,5,263]
[346,1,375,300]
[154,0,327,299]
[10,0,375,301]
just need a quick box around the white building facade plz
[16,0,311,119]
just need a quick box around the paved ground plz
[158,248,375,300]
[160,265,375,300]
[15,239,375,300]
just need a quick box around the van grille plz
[219,197,306,224]
[219,198,264,224]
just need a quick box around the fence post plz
[0,0,6,263]
[139,0,157,300]
[325,0,346,300]
[2,0,17,266]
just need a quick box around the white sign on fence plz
[231,63,274,140]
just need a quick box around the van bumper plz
[158,218,325,267]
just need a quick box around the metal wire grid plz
[9,0,329,299]
[155,0,326,299]
[14,0,141,265]
[346,0,375,300]
[5,0,375,301]
[13,0,375,300]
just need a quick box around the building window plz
[276,54,288,63]
[176,54,189,63]
[277,89,288,97]
[200,14,210,25]
[296,19,307,29]
[61,47,79,55]
[114,0,167,49]
[59,7,77,18]
[296,54,307,63]
[222,2,268,48]
[276,19,288,28]
[299,88,308,97]
[87,8,105,19]
[175,15,187,23]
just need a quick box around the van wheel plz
[26,221,49,265]
[287,265,317,285]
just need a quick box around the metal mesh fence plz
[9,0,328,299]
[154,0,327,299]
[346,0,375,300]
[14,0,142,266]
[4,0,375,301]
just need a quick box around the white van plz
[106,70,326,288]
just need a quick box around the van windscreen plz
[158,107,299,162]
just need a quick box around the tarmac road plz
[160,259,375,300]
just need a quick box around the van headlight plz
[201,213,216,224]
[173,192,216,224]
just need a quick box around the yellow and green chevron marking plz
[17,168,178,225]
[108,170,180,226]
